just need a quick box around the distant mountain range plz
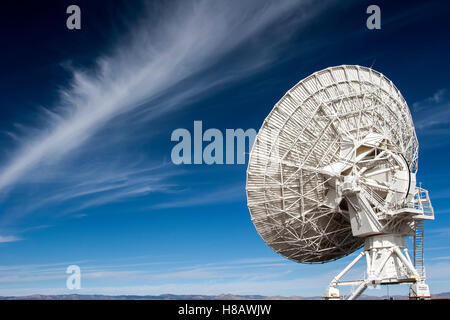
[1,292,450,300]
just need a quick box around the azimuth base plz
[324,234,430,300]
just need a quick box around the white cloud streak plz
[2,255,449,297]
[413,88,450,131]
[0,0,321,194]
[0,256,328,296]
[413,89,448,112]
[152,183,244,209]
[0,235,23,243]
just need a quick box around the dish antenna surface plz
[246,65,434,300]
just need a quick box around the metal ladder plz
[414,221,425,279]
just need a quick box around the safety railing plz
[413,187,434,219]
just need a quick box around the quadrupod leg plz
[324,246,429,300]
[324,251,366,300]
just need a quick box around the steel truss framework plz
[247,65,435,300]
[324,234,430,300]
[246,65,422,263]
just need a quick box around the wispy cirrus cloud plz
[413,89,448,112]
[428,227,450,238]
[0,256,325,296]
[152,183,245,209]
[0,0,323,194]
[430,256,450,261]
[0,0,331,232]
[2,254,449,297]
[0,235,23,243]
[413,88,450,131]
[0,160,183,227]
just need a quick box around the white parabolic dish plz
[246,65,420,263]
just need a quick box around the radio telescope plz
[246,65,434,300]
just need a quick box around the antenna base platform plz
[324,234,428,300]
[409,281,431,300]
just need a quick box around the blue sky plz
[0,0,450,297]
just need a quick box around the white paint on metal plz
[246,65,435,300]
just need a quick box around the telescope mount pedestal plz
[324,234,430,300]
